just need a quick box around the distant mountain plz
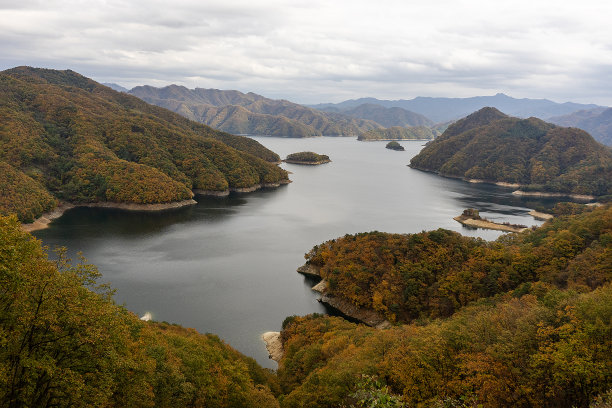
[409,107,612,197]
[312,93,603,123]
[548,108,612,146]
[0,67,288,222]
[129,85,381,137]
[336,103,433,127]
[358,126,439,141]
[102,82,129,92]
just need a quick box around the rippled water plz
[34,137,565,368]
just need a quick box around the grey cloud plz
[1,0,612,105]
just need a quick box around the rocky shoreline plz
[194,180,292,197]
[410,166,597,201]
[512,190,594,201]
[22,199,197,232]
[262,332,283,362]
[283,159,331,165]
[297,263,391,329]
[22,180,292,232]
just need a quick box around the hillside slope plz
[337,103,433,127]
[409,107,612,197]
[130,85,381,137]
[0,67,289,222]
[0,215,280,407]
[279,204,612,407]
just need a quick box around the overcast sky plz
[2,0,612,105]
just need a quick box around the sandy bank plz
[528,210,554,220]
[262,332,283,362]
[22,199,197,232]
[512,190,594,201]
[453,216,527,233]
[21,202,76,233]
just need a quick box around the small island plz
[454,208,528,233]
[385,141,405,151]
[284,151,331,165]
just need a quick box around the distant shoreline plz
[193,180,291,197]
[22,180,292,232]
[22,199,197,232]
[512,190,595,201]
[528,210,554,220]
[358,138,433,142]
[409,166,597,201]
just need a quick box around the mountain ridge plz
[129,85,383,137]
[0,67,289,222]
[311,93,603,123]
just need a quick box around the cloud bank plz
[1,0,612,104]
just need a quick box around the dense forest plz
[279,204,612,407]
[409,107,612,197]
[0,215,280,407]
[1,202,610,407]
[303,204,611,323]
[0,67,289,222]
[385,141,404,151]
[358,126,439,141]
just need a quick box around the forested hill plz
[409,107,612,197]
[0,215,280,407]
[0,67,289,222]
[129,85,382,137]
[280,204,612,407]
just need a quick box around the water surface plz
[35,137,565,368]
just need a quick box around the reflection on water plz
[34,137,574,369]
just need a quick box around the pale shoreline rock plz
[528,210,554,220]
[512,190,595,201]
[262,332,283,362]
[296,264,322,278]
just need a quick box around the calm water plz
[34,137,564,368]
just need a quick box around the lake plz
[34,137,564,369]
